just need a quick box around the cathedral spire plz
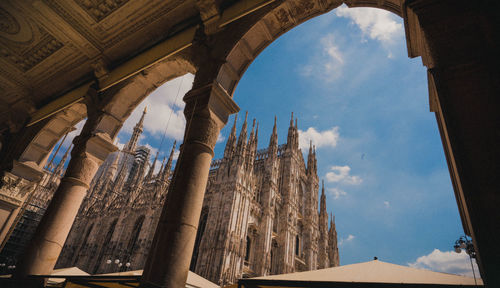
[307,140,314,174]
[125,106,147,153]
[162,141,176,181]
[145,151,159,182]
[328,212,340,267]
[269,116,278,149]
[287,112,298,150]
[236,111,248,156]
[224,114,238,158]
[320,180,327,214]
[246,119,258,170]
[157,156,166,179]
[52,143,72,182]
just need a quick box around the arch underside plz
[18,57,195,167]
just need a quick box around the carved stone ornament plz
[0,172,36,205]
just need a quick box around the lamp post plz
[453,236,478,286]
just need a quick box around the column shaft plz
[14,132,116,277]
[141,83,238,288]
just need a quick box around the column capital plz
[84,132,118,165]
[183,81,240,125]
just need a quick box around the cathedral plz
[56,109,339,284]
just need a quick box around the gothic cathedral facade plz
[57,110,339,285]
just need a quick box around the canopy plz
[238,260,483,288]
[44,267,219,288]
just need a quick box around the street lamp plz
[453,236,478,286]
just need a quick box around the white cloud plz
[384,201,390,208]
[335,5,404,45]
[408,249,481,278]
[217,134,226,143]
[173,149,180,161]
[325,165,362,185]
[114,137,125,150]
[339,234,355,246]
[300,34,344,81]
[298,126,340,150]
[328,187,347,199]
[121,74,194,141]
[153,159,162,173]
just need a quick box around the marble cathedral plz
[56,109,339,284]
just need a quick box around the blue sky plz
[54,5,479,277]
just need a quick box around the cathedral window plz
[295,235,300,257]
[245,236,251,262]
[127,215,145,252]
[93,219,117,274]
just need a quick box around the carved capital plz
[184,81,240,125]
[182,81,239,150]
[66,132,117,185]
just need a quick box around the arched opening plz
[245,236,251,262]
[2,1,495,285]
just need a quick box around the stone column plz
[406,1,500,286]
[141,82,239,288]
[13,131,116,277]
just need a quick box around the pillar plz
[141,81,239,288]
[406,0,500,286]
[13,130,116,277]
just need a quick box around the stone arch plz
[14,56,195,170]
[18,103,86,169]
[215,0,406,97]
[94,56,196,139]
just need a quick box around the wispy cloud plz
[408,249,481,278]
[339,234,355,246]
[300,33,344,81]
[298,126,340,150]
[121,74,194,141]
[384,201,390,208]
[335,5,403,45]
[325,165,362,185]
[328,187,347,199]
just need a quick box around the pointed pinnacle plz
[143,105,148,114]
[231,114,238,131]
[290,112,294,126]
[322,180,325,194]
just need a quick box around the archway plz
[3,1,498,286]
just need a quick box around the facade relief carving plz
[0,172,36,205]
